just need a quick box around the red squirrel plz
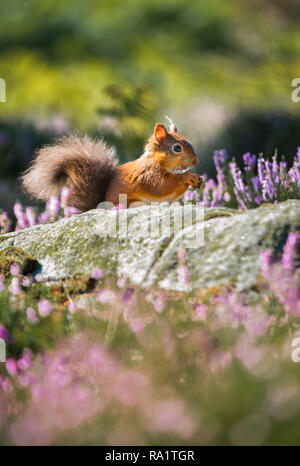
[22,122,203,211]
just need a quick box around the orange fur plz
[22,124,203,210]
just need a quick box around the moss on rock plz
[0,200,299,290]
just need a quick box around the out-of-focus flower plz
[63,206,81,217]
[177,265,190,287]
[25,207,36,227]
[46,196,61,217]
[192,303,207,321]
[10,263,20,276]
[6,358,18,376]
[92,268,103,280]
[60,186,71,207]
[0,327,13,343]
[68,299,77,314]
[26,307,38,324]
[9,277,21,295]
[22,277,31,287]
[0,274,5,292]
[38,299,52,317]
[282,232,300,270]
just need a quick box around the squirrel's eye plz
[172,144,182,153]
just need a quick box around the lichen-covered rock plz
[0,246,39,277]
[0,200,299,290]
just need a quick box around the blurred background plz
[1,0,300,214]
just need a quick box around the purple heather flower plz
[22,277,31,287]
[6,358,18,376]
[229,161,245,193]
[25,207,36,227]
[257,158,265,184]
[18,350,33,371]
[123,288,134,303]
[279,161,287,181]
[92,268,103,280]
[60,186,72,206]
[252,176,259,192]
[64,206,81,217]
[26,307,38,324]
[243,152,256,171]
[261,249,271,278]
[194,303,207,321]
[14,203,29,230]
[68,300,77,314]
[38,299,52,317]
[282,232,300,270]
[183,189,198,202]
[272,155,278,178]
[0,327,13,343]
[213,149,228,172]
[10,263,20,276]
[112,203,126,212]
[177,265,190,286]
[9,277,21,295]
[0,274,5,292]
[223,192,231,202]
[117,277,126,288]
[46,196,61,217]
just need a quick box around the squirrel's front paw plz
[186,173,203,189]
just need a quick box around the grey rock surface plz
[0,200,299,290]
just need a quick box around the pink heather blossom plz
[0,274,4,292]
[0,327,13,343]
[153,292,164,313]
[63,206,81,217]
[113,203,126,211]
[117,277,126,288]
[25,207,36,227]
[1,377,12,392]
[92,268,103,280]
[34,274,44,283]
[9,277,21,295]
[38,212,50,224]
[177,265,190,286]
[38,299,52,317]
[131,318,146,333]
[193,303,207,321]
[18,350,33,371]
[46,196,61,217]
[6,358,18,376]
[68,299,77,314]
[210,351,232,373]
[22,277,31,287]
[282,232,300,270]
[123,288,134,303]
[26,307,38,324]
[10,263,20,276]
[260,249,271,278]
[60,186,72,206]
[96,289,116,303]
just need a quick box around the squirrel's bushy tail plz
[22,136,118,211]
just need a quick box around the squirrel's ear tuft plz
[154,124,168,143]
